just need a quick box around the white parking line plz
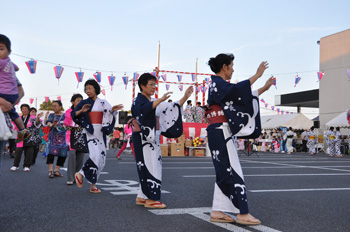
[183,173,350,178]
[250,188,350,193]
[149,207,282,232]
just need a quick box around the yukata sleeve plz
[156,101,183,138]
[101,101,116,136]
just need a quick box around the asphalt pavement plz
[1,149,350,232]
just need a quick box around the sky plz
[1,0,349,118]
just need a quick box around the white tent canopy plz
[262,113,313,130]
[325,111,350,128]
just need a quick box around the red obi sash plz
[88,112,103,124]
[205,105,227,124]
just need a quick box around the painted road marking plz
[183,173,350,178]
[60,168,109,174]
[97,180,170,195]
[250,188,350,193]
[149,207,282,232]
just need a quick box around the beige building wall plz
[319,29,350,129]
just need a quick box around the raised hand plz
[81,104,91,113]
[256,61,269,78]
[161,92,172,102]
[184,86,194,99]
[112,104,124,113]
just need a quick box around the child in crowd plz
[0,34,30,142]
[272,136,280,153]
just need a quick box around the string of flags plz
[16,55,350,106]
[260,98,294,115]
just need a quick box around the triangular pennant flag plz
[57,96,61,101]
[347,69,350,81]
[294,75,301,87]
[260,98,265,103]
[53,65,64,84]
[272,78,277,89]
[177,75,182,82]
[45,97,49,103]
[160,74,167,82]
[30,98,34,105]
[191,74,196,82]
[205,77,210,85]
[25,60,37,74]
[201,87,207,93]
[317,72,323,82]
[93,72,102,83]
[75,71,84,88]
[166,84,170,91]
[122,76,128,89]
[178,85,183,91]
[108,75,116,91]
[133,72,140,81]
[271,106,274,110]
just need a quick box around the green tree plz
[39,100,64,111]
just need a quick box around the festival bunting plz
[294,75,301,87]
[25,60,37,74]
[271,106,275,111]
[205,77,210,85]
[75,71,84,88]
[101,89,106,96]
[45,97,49,103]
[93,72,102,83]
[160,74,167,82]
[201,87,207,93]
[151,71,157,77]
[53,65,64,84]
[347,69,350,81]
[178,85,183,91]
[272,78,277,88]
[347,109,350,124]
[166,84,170,91]
[133,72,140,81]
[57,96,61,101]
[30,98,34,105]
[317,72,323,82]
[177,75,182,82]
[191,74,196,82]
[122,76,128,89]
[260,98,265,103]
[108,75,116,91]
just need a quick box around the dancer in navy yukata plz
[131,73,193,209]
[73,79,123,193]
[205,53,274,225]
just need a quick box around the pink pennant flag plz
[347,69,350,81]
[57,96,61,101]
[178,85,183,91]
[54,65,64,84]
[30,98,34,105]
[281,110,284,114]
[101,89,106,96]
[264,103,268,108]
[45,97,49,103]
[317,72,323,82]
[260,98,265,103]
[196,86,201,93]
[177,75,182,82]
[75,72,84,88]
[271,106,274,111]
[151,71,157,77]
[133,72,140,81]
[25,60,37,74]
[166,84,170,91]
[16,101,20,106]
[93,72,102,83]
[347,109,350,124]
[122,76,128,89]
[294,75,301,87]
[191,74,196,82]
[276,108,280,114]
[201,87,207,93]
